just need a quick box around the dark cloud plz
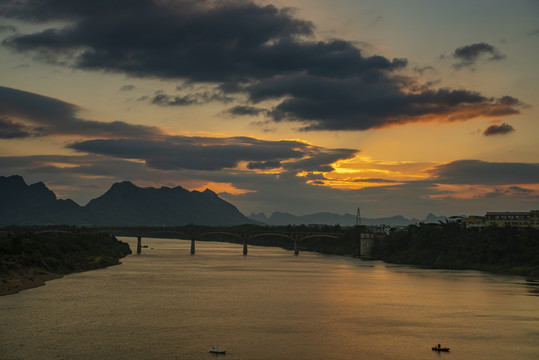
[484,186,535,198]
[452,42,506,70]
[508,186,534,194]
[413,66,435,75]
[1,0,315,81]
[0,117,32,138]
[68,135,355,172]
[0,1,524,131]
[528,29,539,36]
[428,160,539,185]
[247,160,282,170]
[483,123,515,136]
[284,148,357,172]
[119,84,136,91]
[150,90,233,106]
[255,78,522,130]
[0,85,163,138]
[0,24,17,33]
[151,92,198,106]
[225,105,267,116]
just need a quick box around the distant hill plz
[0,175,255,226]
[0,175,94,225]
[85,181,253,226]
[249,211,447,226]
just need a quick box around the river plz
[1,237,538,360]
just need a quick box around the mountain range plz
[248,211,448,226]
[0,175,449,227]
[0,175,254,226]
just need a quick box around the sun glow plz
[192,182,256,195]
[306,155,438,190]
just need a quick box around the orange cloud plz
[290,155,439,191]
[192,182,256,195]
[424,184,539,200]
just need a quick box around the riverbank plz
[228,225,539,279]
[0,231,132,296]
[0,269,63,296]
[371,224,539,279]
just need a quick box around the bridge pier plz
[137,235,142,254]
[294,240,299,256]
[191,239,196,255]
[360,233,378,258]
[243,240,248,255]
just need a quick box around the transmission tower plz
[356,207,361,226]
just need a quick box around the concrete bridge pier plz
[360,233,378,258]
[190,239,196,255]
[243,240,248,255]
[137,235,142,254]
[294,240,299,256]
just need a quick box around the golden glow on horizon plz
[41,162,80,169]
[191,182,256,195]
[425,184,539,200]
[308,179,404,190]
[305,155,439,191]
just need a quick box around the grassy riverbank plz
[371,224,539,278]
[0,231,132,295]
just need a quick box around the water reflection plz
[0,238,537,360]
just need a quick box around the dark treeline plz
[0,231,132,275]
[371,223,539,278]
[3,224,537,279]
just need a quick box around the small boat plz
[432,344,450,352]
[210,346,226,354]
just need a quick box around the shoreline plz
[0,231,132,296]
[0,269,63,296]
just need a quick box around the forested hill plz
[371,224,539,278]
[0,231,132,295]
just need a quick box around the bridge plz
[1,225,384,257]
[132,229,342,256]
[127,228,383,258]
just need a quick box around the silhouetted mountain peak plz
[0,175,256,226]
[109,181,138,191]
[249,212,269,222]
[250,211,449,226]
[0,175,56,204]
[202,188,218,197]
[29,181,56,198]
[0,174,24,183]
[424,213,447,224]
[0,175,86,225]
[84,180,254,226]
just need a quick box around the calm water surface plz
[1,238,538,360]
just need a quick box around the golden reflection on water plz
[0,238,537,360]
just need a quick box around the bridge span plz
[1,225,384,257]
[129,228,383,257]
[135,230,342,256]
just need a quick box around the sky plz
[0,0,538,219]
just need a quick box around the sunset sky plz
[1,0,538,219]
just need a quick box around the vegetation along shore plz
[158,223,539,278]
[2,223,537,296]
[371,224,539,279]
[0,230,131,296]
